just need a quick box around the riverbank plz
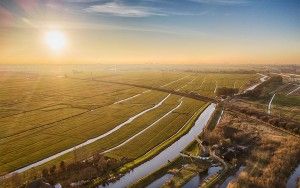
[1,94,171,179]
[203,109,300,188]
[119,103,209,174]
[92,103,215,187]
[130,140,207,188]
[131,103,224,188]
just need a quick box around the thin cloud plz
[166,10,209,16]
[64,0,107,3]
[190,0,249,5]
[84,2,165,17]
[84,1,209,17]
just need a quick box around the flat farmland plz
[93,71,191,88]
[0,90,167,174]
[87,72,258,96]
[0,74,145,117]
[0,71,257,178]
[31,96,207,172]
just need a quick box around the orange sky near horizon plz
[1,26,299,65]
[0,0,299,65]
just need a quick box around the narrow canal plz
[100,103,216,188]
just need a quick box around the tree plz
[216,87,239,97]
[50,165,56,176]
[60,161,66,172]
[166,180,175,188]
[223,127,238,138]
[42,168,49,178]
[11,173,21,187]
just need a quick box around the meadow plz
[0,71,257,179]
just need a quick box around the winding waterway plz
[219,166,245,188]
[287,164,300,188]
[268,93,276,114]
[183,175,200,188]
[244,73,269,92]
[113,93,142,104]
[101,100,183,154]
[182,166,222,188]
[146,174,174,188]
[99,103,216,188]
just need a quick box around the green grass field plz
[0,71,257,176]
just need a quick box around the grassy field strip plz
[0,78,89,102]
[5,95,181,176]
[0,87,147,139]
[189,77,206,92]
[176,76,198,91]
[0,93,164,173]
[0,76,135,108]
[0,73,261,180]
[195,81,216,97]
[163,76,194,91]
[142,90,151,93]
[185,74,258,97]
[0,95,159,154]
[287,85,300,95]
[57,96,179,152]
[106,99,206,159]
[114,93,142,104]
[114,101,209,172]
[101,100,183,154]
[43,95,175,142]
[56,85,131,100]
[1,94,171,176]
[0,96,161,160]
[161,75,190,87]
[153,74,190,88]
[0,102,74,119]
[98,72,187,88]
[0,108,88,139]
[66,86,138,102]
[79,73,257,99]
[244,73,269,92]
[3,97,197,177]
[0,80,139,118]
[93,103,213,187]
[67,87,146,110]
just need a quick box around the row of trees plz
[184,70,258,74]
[40,153,128,186]
[216,87,239,97]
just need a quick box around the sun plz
[44,30,66,51]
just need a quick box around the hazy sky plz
[0,0,299,64]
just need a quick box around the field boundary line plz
[117,102,210,173]
[69,77,216,102]
[101,100,183,154]
[1,94,171,178]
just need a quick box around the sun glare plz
[44,30,66,51]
